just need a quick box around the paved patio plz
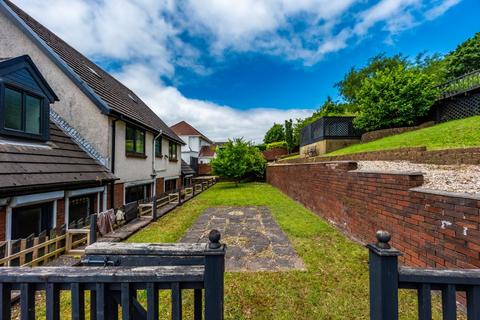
[181,206,305,271]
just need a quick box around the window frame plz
[155,137,163,158]
[168,141,178,161]
[0,81,49,141]
[125,123,146,157]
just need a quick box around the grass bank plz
[128,182,446,319]
[327,115,480,156]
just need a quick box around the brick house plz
[0,1,185,211]
[170,121,217,175]
[0,55,116,241]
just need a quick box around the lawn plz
[127,182,446,319]
[327,115,480,156]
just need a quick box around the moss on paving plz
[127,182,451,319]
[327,115,480,156]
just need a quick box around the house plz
[0,0,185,213]
[170,121,216,174]
[0,55,116,242]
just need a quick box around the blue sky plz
[17,0,480,141]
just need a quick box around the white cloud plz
[13,0,462,142]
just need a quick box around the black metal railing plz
[368,230,480,319]
[437,69,480,100]
[0,230,225,320]
[300,116,361,146]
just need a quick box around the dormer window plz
[1,85,48,140]
[0,55,58,142]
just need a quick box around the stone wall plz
[285,147,480,165]
[299,139,360,156]
[267,161,480,269]
[361,122,435,143]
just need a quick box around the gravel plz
[357,161,480,195]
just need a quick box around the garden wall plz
[267,161,480,269]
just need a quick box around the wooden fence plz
[368,230,480,320]
[0,215,97,267]
[0,230,226,320]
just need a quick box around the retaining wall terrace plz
[283,147,480,165]
[267,161,480,269]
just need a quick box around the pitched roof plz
[181,160,195,176]
[0,121,117,197]
[170,121,213,144]
[2,0,184,145]
[199,145,216,158]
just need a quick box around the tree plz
[284,119,293,153]
[336,53,407,105]
[353,64,438,131]
[211,138,267,186]
[264,123,285,144]
[445,32,480,79]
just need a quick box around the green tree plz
[353,64,438,131]
[336,53,407,105]
[284,119,293,153]
[445,32,480,79]
[264,123,285,144]
[211,138,266,186]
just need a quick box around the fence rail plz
[0,230,226,320]
[437,69,480,100]
[368,230,480,320]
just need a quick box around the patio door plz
[11,202,54,239]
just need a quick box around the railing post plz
[178,189,182,206]
[366,231,401,320]
[204,230,226,320]
[89,214,97,245]
[152,196,158,220]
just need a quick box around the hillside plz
[327,116,480,156]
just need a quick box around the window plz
[69,194,96,225]
[169,142,178,161]
[183,176,192,187]
[155,137,162,157]
[125,183,151,203]
[165,179,177,193]
[125,124,145,156]
[1,86,46,140]
[11,202,53,239]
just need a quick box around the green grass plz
[127,182,449,319]
[327,115,480,156]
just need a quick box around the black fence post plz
[204,230,226,320]
[152,196,158,220]
[366,231,401,320]
[89,214,97,244]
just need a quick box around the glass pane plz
[125,125,135,152]
[25,95,41,134]
[155,138,162,156]
[4,88,22,131]
[135,130,145,154]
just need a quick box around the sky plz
[15,0,480,142]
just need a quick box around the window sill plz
[126,152,147,159]
[155,155,164,159]
[169,159,178,162]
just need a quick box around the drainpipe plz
[110,119,118,209]
[152,130,163,175]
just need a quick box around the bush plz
[353,64,438,132]
[266,141,287,150]
[264,123,285,144]
[211,138,267,185]
[255,144,267,151]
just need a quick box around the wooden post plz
[89,214,97,245]
[178,190,182,206]
[204,230,225,320]
[367,231,401,320]
[152,196,158,220]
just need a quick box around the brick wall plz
[56,199,65,227]
[0,207,5,241]
[361,122,434,143]
[262,148,288,161]
[156,178,164,195]
[113,183,124,208]
[198,163,212,175]
[283,147,480,165]
[267,161,480,269]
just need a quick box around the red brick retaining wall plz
[361,122,435,143]
[0,207,5,241]
[262,148,288,161]
[267,161,480,269]
[198,163,212,175]
[283,147,480,165]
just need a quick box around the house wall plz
[267,162,480,269]
[299,139,360,156]
[0,10,111,163]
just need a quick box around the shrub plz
[266,141,287,150]
[211,138,267,185]
[353,64,438,132]
[264,123,285,144]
